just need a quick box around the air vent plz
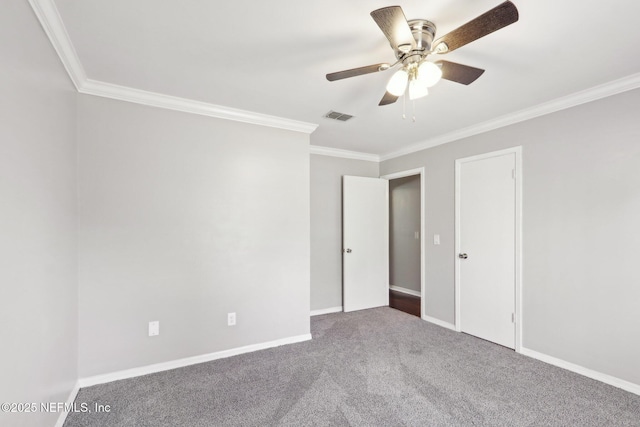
[324,111,354,122]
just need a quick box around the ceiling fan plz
[326,1,519,106]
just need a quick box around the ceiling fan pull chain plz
[412,100,416,122]
[402,94,406,120]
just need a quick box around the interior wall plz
[310,154,379,311]
[389,175,421,293]
[0,2,78,427]
[77,95,311,377]
[380,88,640,387]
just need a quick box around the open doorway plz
[383,169,424,318]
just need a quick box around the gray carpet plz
[64,308,640,426]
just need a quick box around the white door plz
[457,152,516,348]
[343,176,389,312]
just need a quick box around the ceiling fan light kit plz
[409,78,428,101]
[387,69,409,96]
[387,59,442,99]
[326,1,519,111]
[418,61,443,88]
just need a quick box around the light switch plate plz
[433,234,440,245]
[148,321,159,337]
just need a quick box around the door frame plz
[381,168,425,319]
[454,147,523,352]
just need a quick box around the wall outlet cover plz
[227,312,236,326]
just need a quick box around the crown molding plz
[28,0,86,89]
[380,72,640,161]
[310,145,380,162]
[29,0,640,148]
[80,79,319,134]
[28,0,318,135]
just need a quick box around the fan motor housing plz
[396,19,437,61]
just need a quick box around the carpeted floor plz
[64,308,640,426]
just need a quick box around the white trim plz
[382,168,426,324]
[53,381,81,427]
[380,72,640,161]
[79,80,318,134]
[454,147,523,352]
[515,149,523,353]
[310,306,343,316]
[422,315,457,331]
[389,285,421,297]
[520,347,640,396]
[78,333,311,388]
[27,1,318,135]
[381,167,424,181]
[27,0,86,89]
[310,145,379,162]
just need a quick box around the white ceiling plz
[53,0,640,156]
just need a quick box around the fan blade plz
[437,61,485,85]
[326,63,390,81]
[379,91,399,106]
[433,1,518,54]
[371,6,416,52]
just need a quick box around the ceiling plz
[52,0,640,157]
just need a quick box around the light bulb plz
[409,78,428,100]
[417,61,442,87]
[386,69,408,96]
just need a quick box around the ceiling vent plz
[324,111,354,122]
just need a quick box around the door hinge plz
[511,169,515,180]
[511,313,515,323]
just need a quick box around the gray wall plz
[389,175,421,293]
[310,155,379,311]
[0,2,78,427]
[77,95,311,377]
[380,88,640,386]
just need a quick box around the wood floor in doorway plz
[389,289,420,317]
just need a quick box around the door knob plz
[344,248,352,253]
[458,253,468,259]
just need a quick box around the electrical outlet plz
[227,312,236,326]
[148,321,159,337]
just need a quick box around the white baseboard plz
[389,285,421,297]
[520,347,640,396]
[310,306,343,316]
[78,333,312,388]
[422,314,456,331]
[53,380,80,427]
